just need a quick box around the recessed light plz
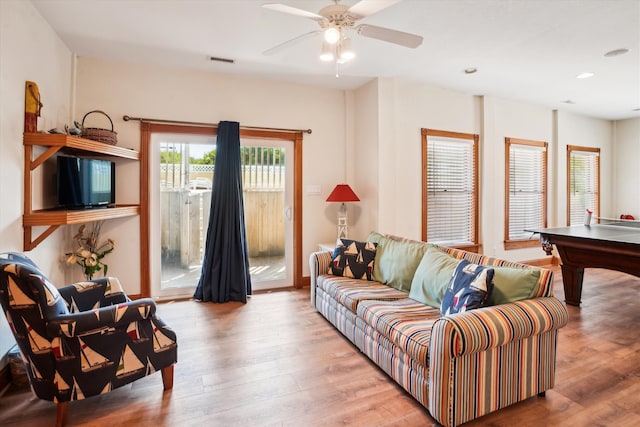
[562,100,576,104]
[604,48,629,57]
[633,107,640,112]
[464,68,478,74]
[576,72,594,79]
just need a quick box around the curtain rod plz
[122,115,312,134]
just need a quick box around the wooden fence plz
[160,147,286,268]
[161,189,284,268]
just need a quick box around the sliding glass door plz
[242,138,293,291]
[149,132,293,298]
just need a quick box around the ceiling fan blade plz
[356,24,423,48]
[262,30,321,56]
[262,3,324,20]
[348,0,402,19]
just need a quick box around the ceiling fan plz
[262,0,423,63]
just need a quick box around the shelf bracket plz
[31,146,62,170]
[24,225,60,251]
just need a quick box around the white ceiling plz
[31,0,640,120]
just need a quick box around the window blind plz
[507,141,547,241]
[426,137,476,245]
[568,147,600,225]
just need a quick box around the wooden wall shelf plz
[23,133,140,160]
[24,205,140,226]
[23,133,141,251]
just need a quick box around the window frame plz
[567,145,600,226]
[504,137,548,249]
[421,128,479,252]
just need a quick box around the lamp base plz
[337,203,348,239]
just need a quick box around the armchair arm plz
[309,250,332,306]
[431,297,569,358]
[46,298,157,338]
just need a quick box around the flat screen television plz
[57,156,115,209]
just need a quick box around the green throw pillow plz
[408,245,460,308]
[367,231,385,245]
[367,233,428,292]
[489,266,541,305]
[407,246,543,308]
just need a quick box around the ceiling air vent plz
[209,56,235,64]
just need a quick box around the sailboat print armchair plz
[0,253,177,427]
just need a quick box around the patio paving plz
[161,255,285,290]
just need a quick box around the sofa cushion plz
[440,246,553,300]
[489,266,542,305]
[440,260,494,315]
[408,245,459,309]
[329,239,377,280]
[412,245,546,306]
[317,275,408,313]
[367,232,428,292]
[357,298,441,367]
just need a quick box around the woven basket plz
[81,110,118,145]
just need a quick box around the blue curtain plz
[194,121,252,303]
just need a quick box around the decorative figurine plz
[24,81,42,133]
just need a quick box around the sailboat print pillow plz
[329,239,377,281]
[440,259,494,316]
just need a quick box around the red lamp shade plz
[326,184,360,202]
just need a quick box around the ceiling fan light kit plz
[263,0,423,67]
[324,26,341,44]
[320,41,335,62]
[320,36,356,64]
[340,37,355,61]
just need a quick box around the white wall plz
[350,78,619,264]
[556,111,614,224]
[74,57,348,292]
[356,78,479,240]
[351,80,379,240]
[394,79,480,241]
[0,0,73,374]
[614,118,640,218]
[481,96,555,260]
[354,78,552,261]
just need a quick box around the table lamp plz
[326,184,360,239]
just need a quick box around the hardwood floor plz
[1,268,640,426]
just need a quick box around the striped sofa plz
[309,233,569,426]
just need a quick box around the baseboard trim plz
[522,256,558,267]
